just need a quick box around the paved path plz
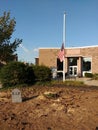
[76,77,98,86]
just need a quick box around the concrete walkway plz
[76,77,98,86]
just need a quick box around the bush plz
[0,62,4,70]
[85,72,93,78]
[24,65,35,84]
[0,62,35,87]
[93,73,98,80]
[32,65,52,82]
[0,63,52,88]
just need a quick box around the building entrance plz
[69,66,77,76]
[68,57,78,76]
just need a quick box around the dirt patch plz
[0,86,98,130]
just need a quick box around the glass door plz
[69,66,77,76]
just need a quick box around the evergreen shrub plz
[0,62,35,87]
[93,73,98,80]
[32,65,52,82]
[85,72,93,78]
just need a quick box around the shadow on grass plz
[96,127,98,130]
[22,95,39,102]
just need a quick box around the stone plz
[12,88,22,103]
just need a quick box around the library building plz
[36,45,98,78]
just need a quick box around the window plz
[82,57,91,71]
[57,58,63,70]
[69,57,77,66]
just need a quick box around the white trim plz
[69,66,78,76]
[39,47,60,49]
[67,45,98,49]
[82,57,92,76]
[39,45,98,50]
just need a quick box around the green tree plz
[0,12,22,63]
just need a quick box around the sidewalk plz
[76,77,98,86]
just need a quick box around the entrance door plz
[69,66,77,76]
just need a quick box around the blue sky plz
[0,0,98,63]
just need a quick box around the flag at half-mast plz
[58,43,64,62]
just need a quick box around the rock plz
[43,91,59,99]
[0,92,7,98]
[37,94,45,100]
[67,107,75,113]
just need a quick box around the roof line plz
[39,45,98,49]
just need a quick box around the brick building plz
[37,45,98,77]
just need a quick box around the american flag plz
[58,43,64,62]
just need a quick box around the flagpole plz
[63,12,66,81]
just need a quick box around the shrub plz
[85,72,93,78]
[0,62,4,70]
[32,65,52,82]
[93,73,98,80]
[0,62,35,87]
[0,63,52,88]
[24,65,35,84]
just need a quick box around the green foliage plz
[50,80,84,87]
[25,65,35,84]
[0,63,52,88]
[35,81,51,86]
[64,80,84,87]
[32,65,52,82]
[43,92,59,99]
[0,62,4,70]
[0,11,22,63]
[0,62,35,87]
[92,73,98,80]
[85,72,93,78]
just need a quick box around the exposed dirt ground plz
[0,85,98,130]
